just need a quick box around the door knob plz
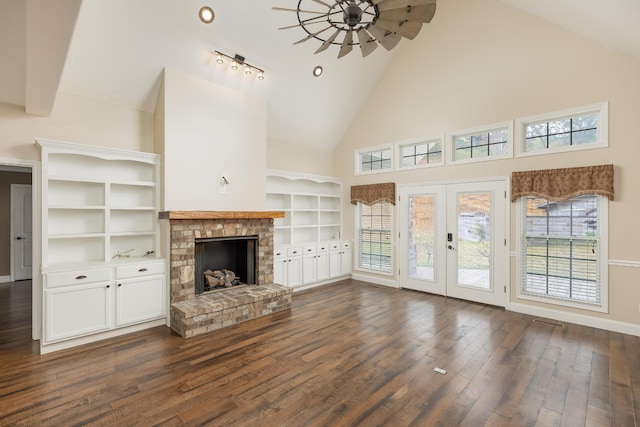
[448,245,455,250]
[16,236,24,240]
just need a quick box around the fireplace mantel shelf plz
[159,211,285,220]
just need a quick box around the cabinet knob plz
[138,268,148,272]
[106,285,110,289]
[75,275,87,280]
[118,283,122,287]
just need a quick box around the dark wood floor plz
[0,280,638,426]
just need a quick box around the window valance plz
[511,164,614,202]
[350,183,396,206]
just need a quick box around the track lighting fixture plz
[213,51,265,80]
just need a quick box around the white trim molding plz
[352,272,398,288]
[509,302,640,338]
[609,259,640,268]
[446,121,513,166]
[0,275,11,283]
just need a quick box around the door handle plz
[16,236,24,240]
[448,245,455,250]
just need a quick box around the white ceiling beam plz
[25,0,82,116]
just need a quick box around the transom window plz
[447,122,512,165]
[357,201,393,273]
[397,139,443,169]
[516,102,608,157]
[519,194,608,312]
[356,145,393,175]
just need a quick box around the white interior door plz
[445,181,507,307]
[11,184,32,281]
[399,180,507,307]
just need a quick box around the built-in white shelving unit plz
[37,139,166,353]
[266,170,342,246]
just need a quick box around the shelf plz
[48,180,105,207]
[48,233,106,239]
[266,171,342,246]
[48,209,105,235]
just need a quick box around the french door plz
[398,180,508,307]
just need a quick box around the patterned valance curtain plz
[350,183,396,205]
[511,164,614,202]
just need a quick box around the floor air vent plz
[533,318,564,327]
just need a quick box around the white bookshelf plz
[266,170,342,246]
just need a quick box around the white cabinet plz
[43,260,166,344]
[267,171,342,246]
[276,240,350,289]
[274,248,302,288]
[45,277,113,342]
[37,139,166,352]
[330,241,352,278]
[115,263,166,326]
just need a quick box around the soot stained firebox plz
[194,235,258,295]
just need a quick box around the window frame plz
[516,194,609,313]
[446,121,513,166]
[355,144,394,176]
[355,201,394,276]
[395,136,444,170]
[515,102,609,158]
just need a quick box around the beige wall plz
[267,138,333,177]
[333,0,640,326]
[0,171,32,276]
[158,68,267,211]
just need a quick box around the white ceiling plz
[1,0,640,152]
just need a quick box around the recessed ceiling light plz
[199,6,215,24]
[313,66,323,77]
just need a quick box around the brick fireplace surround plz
[159,211,292,338]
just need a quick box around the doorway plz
[0,164,38,343]
[398,179,508,307]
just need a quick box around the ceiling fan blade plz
[373,0,434,7]
[374,18,424,39]
[294,26,332,44]
[272,7,326,14]
[366,24,402,50]
[338,30,354,58]
[378,4,437,23]
[356,28,378,57]
[314,29,341,54]
[312,0,333,7]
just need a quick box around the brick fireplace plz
[159,211,292,338]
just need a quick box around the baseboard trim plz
[509,302,640,337]
[0,275,11,283]
[292,275,351,292]
[351,273,398,289]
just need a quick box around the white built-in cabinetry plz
[37,139,166,353]
[267,171,351,290]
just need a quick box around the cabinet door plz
[286,256,303,287]
[116,275,165,326]
[274,258,286,285]
[340,250,352,276]
[45,281,113,343]
[316,252,330,282]
[302,254,316,285]
[329,251,341,278]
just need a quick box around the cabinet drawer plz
[341,241,352,250]
[329,242,340,251]
[287,247,302,257]
[274,248,286,258]
[302,245,316,255]
[316,243,329,252]
[116,261,165,279]
[46,268,113,288]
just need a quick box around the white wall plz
[267,138,333,177]
[159,68,267,211]
[333,0,640,328]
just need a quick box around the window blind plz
[357,201,393,273]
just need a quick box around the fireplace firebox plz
[194,235,258,295]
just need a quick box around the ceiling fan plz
[273,0,437,58]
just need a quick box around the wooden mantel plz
[159,211,285,220]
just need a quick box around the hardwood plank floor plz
[0,279,638,426]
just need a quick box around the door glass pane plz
[408,195,435,280]
[457,192,491,289]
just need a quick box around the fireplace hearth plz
[159,211,293,338]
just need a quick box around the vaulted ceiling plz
[0,0,639,152]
